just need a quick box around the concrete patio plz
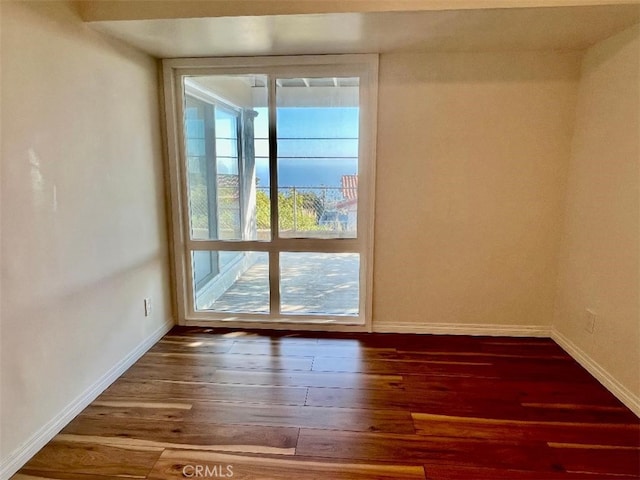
[211,252,359,316]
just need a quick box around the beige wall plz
[0,0,171,466]
[554,25,640,401]
[373,52,581,330]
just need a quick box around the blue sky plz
[254,107,359,187]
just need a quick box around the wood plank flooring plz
[13,327,640,479]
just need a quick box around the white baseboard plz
[552,327,640,417]
[0,319,174,480]
[373,322,551,337]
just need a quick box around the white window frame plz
[162,54,378,332]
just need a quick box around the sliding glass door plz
[163,56,378,328]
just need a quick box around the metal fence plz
[189,180,357,238]
[257,186,356,237]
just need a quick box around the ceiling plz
[87,4,640,58]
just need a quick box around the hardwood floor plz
[14,327,640,479]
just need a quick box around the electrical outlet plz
[144,298,152,317]
[584,308,596,334]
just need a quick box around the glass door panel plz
[177,69,368,324]
[183,74,270,313]
[276,77,360,239]
[192,251,269,313]
[280,252,360,316]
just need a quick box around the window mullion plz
[267,74,281,315]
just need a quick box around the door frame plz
[162,54,378,332]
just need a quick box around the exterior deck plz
[212,252,360,316]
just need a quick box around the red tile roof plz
[341,175,358,200]
[338,175,358,209]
